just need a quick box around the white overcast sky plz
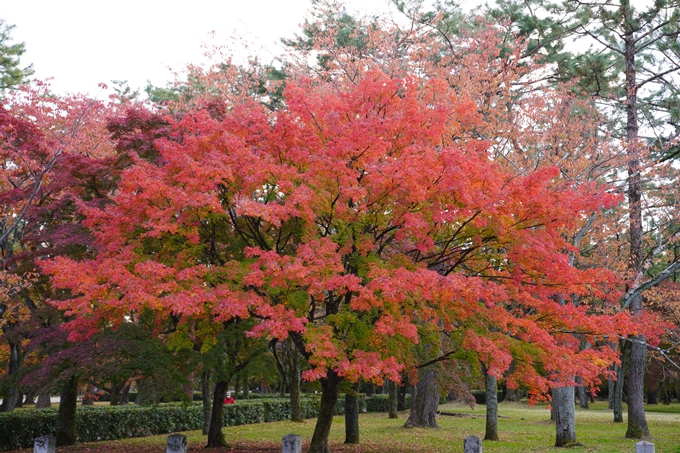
[3,0,418,97]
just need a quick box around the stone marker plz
[34,435,55,453]
[464,435,482,453]
[636,441,655,453]
[282,434,302,453]
[166,434,188,453]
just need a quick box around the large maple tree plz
[41,55,635,452]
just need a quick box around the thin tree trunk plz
[661,381,671,405]
[344,383,360,444]
[35,393,51,409]
[397,381,406,412]
[242,368,249,400]
[576,376,589,409]
[553,384,580,447]
[388,380,398,419]
[404,368,439,428]
[0,340,21,412]
[206,380,228,447]
[483,365,499,441]
[613,339,629,423]
[647,387,658,405]
[201,370,212,436]
[608,368,615,410]
[310,370,342,453]
[119,382,130,404]
[110,380,120,406]
[290,357,302,422]
[505,387,521,402]
[56,376,78,446]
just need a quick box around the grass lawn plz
[13,400,680,453]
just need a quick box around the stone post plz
[166,434,188,453]
[282,434,302,453]
[34,436,55,453]
[464,435,482,453]
[636,441,654,453]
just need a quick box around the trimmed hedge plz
[0,394,416,451]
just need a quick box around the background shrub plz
[0,393,417,451]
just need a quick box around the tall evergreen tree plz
[0,19,33,94]
[487,0,680,440]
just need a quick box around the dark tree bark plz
[553,385,581,447]
[109,380,121,406]
[613,339,630,423]
[397,382,407,412]
[661,382,671,405]
[344,383,360,444]
[365,382,375,397]
[206,380,228,447]
[14,393,23,408]
[35,393,51,409]
[483,366,499,441]
[608,371,615,410]
[242,368,249,400]
[290,357,302,422]
[504,387,521,402]
[647,388,658,405]
[201,370,212,435]
[119,382,130,405]
[576,376,589,409]
[404,368,439,428]
[55,376,78,447]
[0,340,21,412]
[388,380,398,419]
[310,370,342,453]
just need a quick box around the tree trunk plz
[504,387,521,402]
[56,376,78,446]
[404,368,439,428]
[119,382,131,404]
[608,370,615,410]
[647,387,658,405]
[553,384,580,447]
[110,380,120,406]
[290,357,302,422]
[365,382,374,397]
[550,389,556,421]
[344,383,360,444]
[613,339,629,423]
[397,382,407,412]
[661,382,671,405]
[484,366,499,441]
[201,370,213,436]
[388,380,398,418]
[310,370,342,453]
[576,376,589,409]
[626,334,650,438]
[242,368,249,400]
[623,15,650,439]
[206,380,228,447]
[35,393,51,408]
[0,340,21,412]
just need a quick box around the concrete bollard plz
[282,434,302,453]
[463,435,482,453]
[166,434,188,453]
[33,436,55,453]
[636,441,654,453]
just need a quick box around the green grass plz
[19,400,680,453]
